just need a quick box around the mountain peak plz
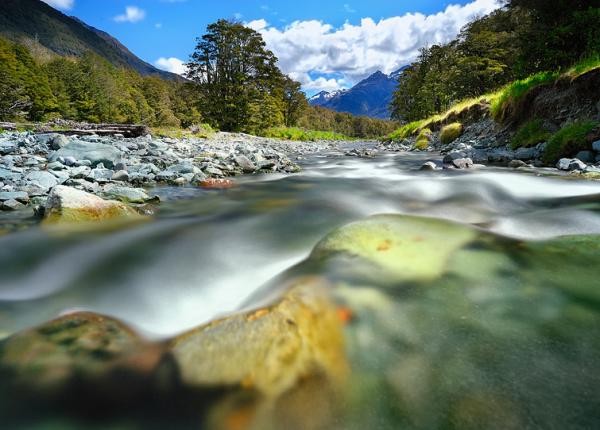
[309,66,408,119]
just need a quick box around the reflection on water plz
[1,152,600,428]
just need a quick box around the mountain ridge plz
[0,0,180,80]
[309,67,407,119]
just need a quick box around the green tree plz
[186,19,293,132]
[281,76,307,127]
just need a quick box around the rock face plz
[43,185,140,224]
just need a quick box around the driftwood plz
[1,122,150,138]
[0,122,17,131]
[52,124,151,138]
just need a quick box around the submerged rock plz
[0,312,177,401]
[171,276,348,397]
[43,185,141,224]
[311,214,476,283]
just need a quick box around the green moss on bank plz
[542,120,599,164]
[511,119,552,149]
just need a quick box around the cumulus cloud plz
[114,6,146,23]
[155,57,187,75]
[248,0,499,92]
[42,0,74,10]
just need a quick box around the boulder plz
[50,141,122,168]
[49,134,70,150]
[234,155,257,173]
[557,158,586,171]
[442,152,466,164]
[0,198,25,211]
[0,191,29,203]
[419,161,439,171]
[575,151,595,163]
[0,312,176,398]
[514,147,536,161]
[171,276,347,397]
[24,171,59,194]
[508,160,528,169]
[102,184,159,204]
[311,214,476,283]
[451,157,474,169]
[43,185,140,224]
[111,170,130,182]
[592,140,600,152]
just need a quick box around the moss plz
[440,123,463,145]
[511,119,552,149]
[414,128,432,150]
[542,120,599,164]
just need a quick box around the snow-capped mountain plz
[308,66,408,119]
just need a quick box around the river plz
[1,150,599,429]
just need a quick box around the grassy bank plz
[387,57,600,162]
[262,127,353,141]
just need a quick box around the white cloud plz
[114,6,146,23]
[155,57,187,75]
[248,0,499,93]
[42,0,74,10]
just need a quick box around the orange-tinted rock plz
[200,178,235,189]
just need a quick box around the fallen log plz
[0,122,17,131]
[51,124,151,138]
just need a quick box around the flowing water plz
[1,150,600,429]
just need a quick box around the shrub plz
[542,120,599,164]
[414,128,432,150]
[440,122,463,144]
[511,119,552,149]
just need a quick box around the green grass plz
[388,120,426,140]
[511,119,552,149]
[491,71,560,120]
[151,123,215,139]
[440,122,463,145]
[542,120,599,164]
[414,128,432,150]
[263,127,351,141]
[565,56,600,78]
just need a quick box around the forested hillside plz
[391,0,600,122]
[0,0,178,80]
[0,19,397,139]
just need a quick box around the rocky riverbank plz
[0,130,343,214]
[380,117,600,175]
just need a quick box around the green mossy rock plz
[311,214,477,283]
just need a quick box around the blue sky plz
[43,0,499,94]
